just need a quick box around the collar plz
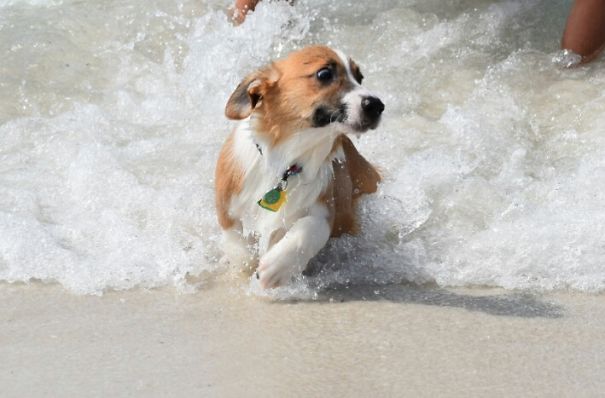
[254,139,302,181]
[255,140,303,212]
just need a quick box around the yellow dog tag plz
[258,187,287,212]
[257,164,301,212]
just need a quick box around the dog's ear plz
[349,58,364,84]
[225,64,280,120]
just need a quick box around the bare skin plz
[229,0,294,25]
[230,0,260,25]
[561,0,605,63]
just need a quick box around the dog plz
[215,45,384,289]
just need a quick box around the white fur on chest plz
[228,118,343,254]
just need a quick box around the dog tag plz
[258,187,287,212]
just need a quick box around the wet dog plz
[215,45,384,288]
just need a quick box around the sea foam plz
[1,0,605,294]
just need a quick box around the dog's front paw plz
[256,251,303,289]
[220,230,257,271]
[221,247,255,268]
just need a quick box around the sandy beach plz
[2,282,604,397]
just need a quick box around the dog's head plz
[225,46,384,143]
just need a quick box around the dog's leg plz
[257,203,331,288]
[220,223,257,272]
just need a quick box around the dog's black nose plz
[361,96,385,119]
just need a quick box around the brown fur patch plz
[321,135,381,237]
[340,135,381,198]
[215,132,244,229]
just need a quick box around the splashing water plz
[1,0,605,294]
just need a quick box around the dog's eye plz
[316,68,334,83]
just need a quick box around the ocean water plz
[1,0,604,295]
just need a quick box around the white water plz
[1,0,604,294]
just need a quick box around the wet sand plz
[1,283,604,397]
